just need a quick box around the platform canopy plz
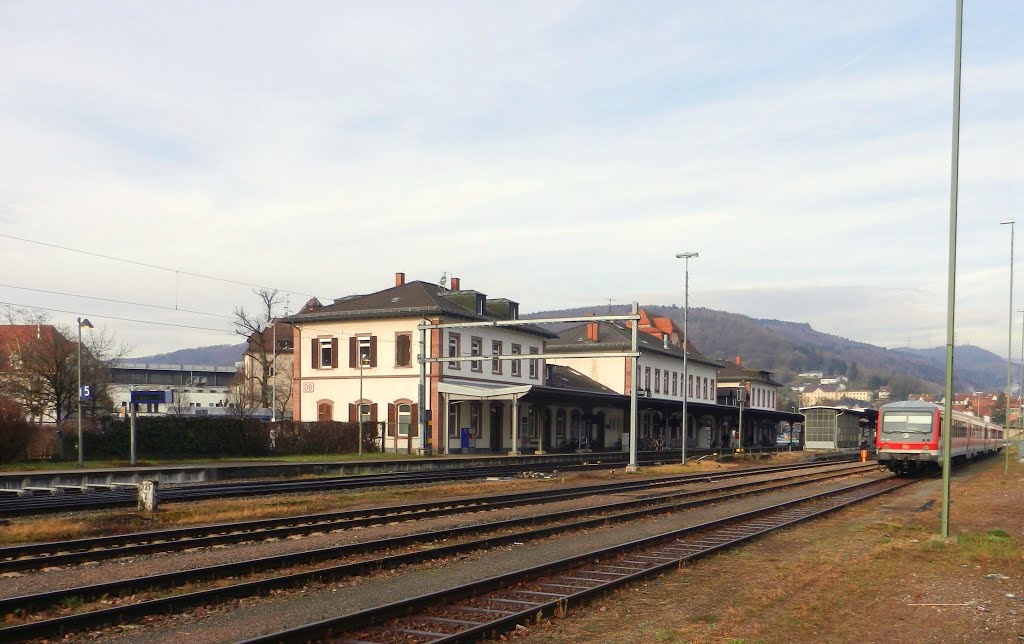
[438,381,534,401]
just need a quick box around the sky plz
[1,1,1023,359]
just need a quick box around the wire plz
[0,283,235,319]
[0,233,320,298]
[0,300,237,334]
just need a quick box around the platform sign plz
[130,390,173,405]
[79,385,93,401]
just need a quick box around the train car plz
[876,400,1003,475]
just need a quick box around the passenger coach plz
[876,400,1003,475]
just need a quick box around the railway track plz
[0,453,695,517]
[244,475,913,643]
[0,462,875,641]
[0,459,856,572]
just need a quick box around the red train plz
[877,400,1003,475]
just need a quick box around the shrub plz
[0,397,33,463]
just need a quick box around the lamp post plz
[76,317,94,466]
[676,251,698,465]
[1002,219,1015,475]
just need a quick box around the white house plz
[285,274,559,454]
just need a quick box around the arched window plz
[398,403,411,436]
[317,401,333,421]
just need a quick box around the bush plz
[0,397,33,463]
[80,416,381,460]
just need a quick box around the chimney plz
[395,272,406,287]
[735,355,742,366]
[586,321,599,342]
[450,276,461,291]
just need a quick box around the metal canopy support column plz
[418,320,428,455]
[627,302,640,473]
[510,394,521,456]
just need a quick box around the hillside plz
[129,342,247,367]
[527,304,1006,400]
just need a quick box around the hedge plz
[66,417,381,460]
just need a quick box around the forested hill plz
[526,304,1008,397]
[129,343,247,367]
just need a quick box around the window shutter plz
[311,338,318,369]
[370,403,378,424]
[348,403,357,423]
[369,335,378,367]
[349,337,358,368]
[329,337,338,369]
[410,403,419,437]
[388,403,396,437]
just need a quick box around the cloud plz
[0,2,1021,357]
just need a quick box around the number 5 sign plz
[80,385,93,401]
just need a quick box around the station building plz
[283,273,804,454]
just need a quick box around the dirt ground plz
[511,453,1024,644]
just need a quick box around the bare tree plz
[0,309,130,423]
[167,390,192,416]
[233,288,287,411]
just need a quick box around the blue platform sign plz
[79,385,93,401]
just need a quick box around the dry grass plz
[514,455,1024,644]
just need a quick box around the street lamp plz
[1002,219,1015,475]
[676,251,698,465]
[76,317,94,466]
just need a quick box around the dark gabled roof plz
[544,364,618,395]
[282,280,556,339]
[546,321,718,368]
[715,360,783,387]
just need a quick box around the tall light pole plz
[1002,219,1015,475]
[940,0,964,539]
[76,317,94,466]
[676,252,698,465]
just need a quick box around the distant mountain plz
[129,343,247,367]
[892,345,1010,390]
[526,304,1006,401]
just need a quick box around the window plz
[703,378,708,399]
[511,344,522,377]
[672,372,677,396]
[556,409,566,440]
[688,374,693,397]
[317,401,333,421]
[448,402,459,439]
[492,340,503,374]
[395,333,412,367]
[471,337,483,372]
[655,369,661,394]
[358,337,372,367]
[470,402,482,438]
[319,339,333,368]
[529,347,539,379]
[398,403,411,437]
[348,336,377,368]
[448,332,461,369]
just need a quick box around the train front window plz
[881,412,933,436]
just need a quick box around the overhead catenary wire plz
[0,283,235,319]
[0,301,236,334]
[0,233,322,299]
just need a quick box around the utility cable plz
[0,232,321,299]
[0,300,236,334]
[0,283,234,319]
